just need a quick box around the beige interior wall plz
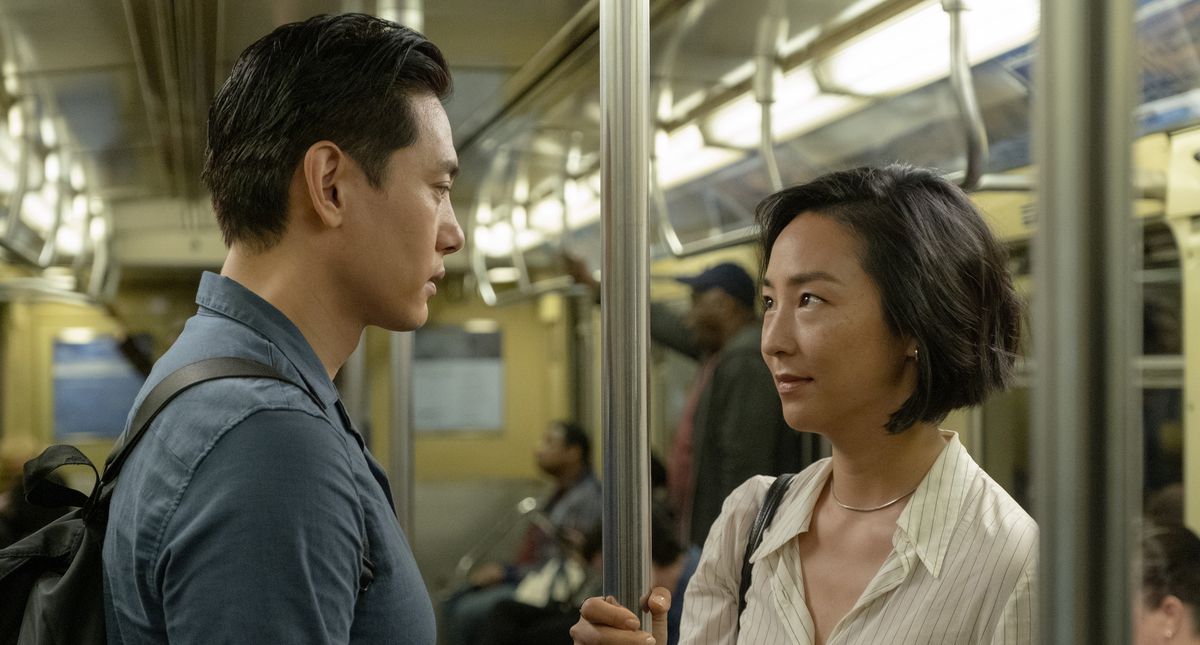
[402,291,571,482]
[0,274,201,483]
[0,300,126,475]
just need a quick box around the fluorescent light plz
[56,225,83,256]
[511,204,527,231]
[41,181,59,208]
[70,194,88,222]
[513,175,530,203]
[462,318,501,333]
[780,26,820,58]
[69,162,86,191]
[2,62,17,95]
[516,228,543,250]
[20,191,54,234]
[566,200,601,229]
[529,198,565,234]
[7,105,23,138]
[719,61,755,87]
[655,125,744,189]
[707,66,863,148]
[89,216,107,242]
[58,327,96,344]
[475,221,514,257]
[474,202,494,225]
[44,153,61,183]
[565,175,602,229]
[819,0,1039,96]
[0,128,17,164]
[486,267,521,283]
[40,118,57,148]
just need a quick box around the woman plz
[1136,523,1200,644]
[571,165,1036,644]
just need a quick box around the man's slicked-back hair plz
[756,164,1021,434]
[202,13,452,251]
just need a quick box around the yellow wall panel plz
[411,293,568,482]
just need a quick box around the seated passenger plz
[483,502,700,645]
[572,165,1037,644]
[446,421,601,645]
[1136,523,1200,645]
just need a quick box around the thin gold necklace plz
[830,479,919,513]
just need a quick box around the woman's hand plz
[570,587,671,644]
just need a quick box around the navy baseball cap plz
[675,262,756,309]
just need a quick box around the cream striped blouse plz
[679,432,1038,645]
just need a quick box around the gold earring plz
[911,348,919,361]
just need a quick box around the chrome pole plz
[389,331,416,537]
[600,0,651,615]
[341,332,370,429]
[1033,0,1138,643]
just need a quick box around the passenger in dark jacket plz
[650,263,815,547]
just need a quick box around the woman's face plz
[761,213,917,436]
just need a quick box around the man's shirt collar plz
[195,271,340,409]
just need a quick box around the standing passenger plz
[102,14,463,644]
[571,165,1037,645]
[569,260,808,547]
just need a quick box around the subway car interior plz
[0,0,1196,642]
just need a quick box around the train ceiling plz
[0,0,1198,301]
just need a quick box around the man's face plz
[340,93,464,331]
[535,427,573,476]
[686,287,731,353]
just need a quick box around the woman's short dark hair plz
[756,164,1021,433]
[1141,523,1200,632]
[202,13,451,251]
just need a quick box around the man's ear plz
[302,141,348,229]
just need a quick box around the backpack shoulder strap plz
[738,473,795,616]
[100,357,318,487]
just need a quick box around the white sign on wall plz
[413,326,504,431]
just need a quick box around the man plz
[445,421,601,645]
[651,263,811,547]
[102,14,462,643]
[569,259,810,547]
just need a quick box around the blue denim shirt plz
[102,272,435,644]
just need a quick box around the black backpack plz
[0,358,306,645]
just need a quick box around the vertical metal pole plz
[389,331,416,537]
[341,332,370,431]
[1033,0,1138,643]
[600,0,651,614]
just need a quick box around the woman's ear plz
[302,141,347,229]
[1158,594,1186,640]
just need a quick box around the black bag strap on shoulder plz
[92,357,317,512]
[1,357,315,645]
[738,473,795,616]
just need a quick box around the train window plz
[978,219,1185,509]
